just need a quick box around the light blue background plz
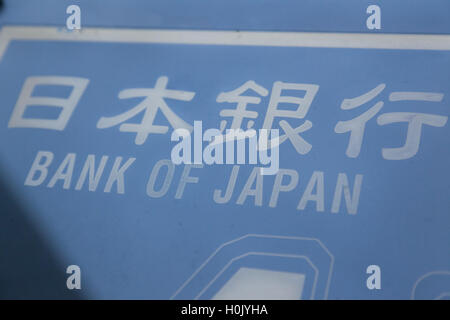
[0,0,448,299]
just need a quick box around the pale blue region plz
[0,1,448,300]
[0,0,449,34]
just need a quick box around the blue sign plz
[0,25,449,299]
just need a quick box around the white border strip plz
[1,26,450,61]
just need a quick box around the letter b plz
[24,151,54,187]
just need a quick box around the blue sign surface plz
[0,24,449,299]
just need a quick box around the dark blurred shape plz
[0,168,85,299]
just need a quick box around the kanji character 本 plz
[8,76,89,130]
[97,76,195,145]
